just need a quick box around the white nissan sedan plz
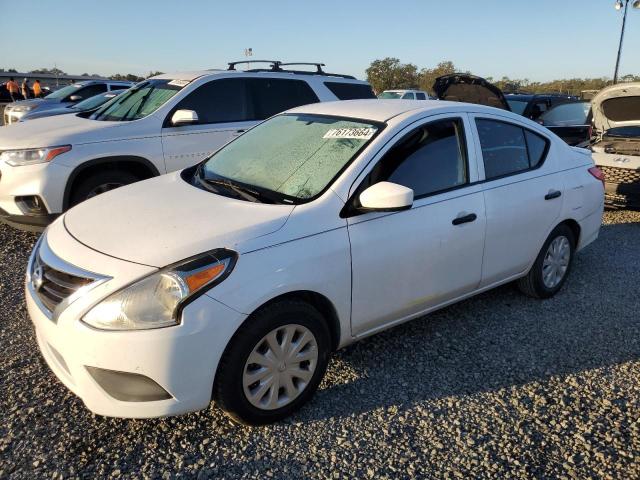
[26,100,604,425]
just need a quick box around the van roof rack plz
[227,60,356,79]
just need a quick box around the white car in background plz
[26,100,603,425]
[378,89,431,100]
[589,82,640,209]
[0,61,374,231]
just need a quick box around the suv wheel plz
[70,170,139,206]
[213,299,331,425]
[518,224,575,299]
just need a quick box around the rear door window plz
[416,92,427,100]
[401,92,414,99]
[324,82,376,100]
[475,119,549,179]
[248,78,319,120]
[172,78,249,124]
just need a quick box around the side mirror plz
[171,109,199,126]
[359,182,413,212]
[69,95,82,102]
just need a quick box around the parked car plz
[378,89,431,100]
[537,101,593,146]
[505,93,579,121]
[590,82,640,209]
[432,74,510,110]
[17,90,126,122]
[0,61,375,231]
[3,80,133,125]
[25,99,604,425]
[0,83,51,102]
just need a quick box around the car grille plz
[600,165,640,185]
[31,253,94,315]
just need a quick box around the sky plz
[1,0,639,82]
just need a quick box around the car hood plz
[7,98,60,109]
[63,172,295,267]
[0,113,130,149]
[21,106,75,121]
[592,82,640,133]
[433,74,510,110]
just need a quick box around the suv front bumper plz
[0,160,71,231]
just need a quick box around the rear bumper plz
[604,181,640,210]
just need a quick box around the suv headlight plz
[1,145,71,166]
[82,249,237,331]
[10,105,35,112]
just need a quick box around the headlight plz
[1,145,71,166]
[10,105,35,112]
[82,249,237,331]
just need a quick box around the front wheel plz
[69,170,140,207]
[518,224,576,299]
[213,300,331,425]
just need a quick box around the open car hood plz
[592,82,640,133]
[432,74,510,111]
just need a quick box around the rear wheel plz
[69,170,139,207]
[518,224,575,299]
[213,299,331,425]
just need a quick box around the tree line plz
[365,57,640,96]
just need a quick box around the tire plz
[69,169,140,207]
[213,299,331,425]
[518,224,576,299]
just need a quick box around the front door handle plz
[452,213,477,225]
[545,190,562,200]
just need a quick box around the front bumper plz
[26,231,247,418]
[0,160,71,231]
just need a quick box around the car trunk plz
[432,74,510,111]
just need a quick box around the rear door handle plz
[545,190,562,200]
[452,213,477,225]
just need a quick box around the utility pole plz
[613,0,640,84]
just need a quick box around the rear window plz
[601,97,640,122]
[324,82,375,100]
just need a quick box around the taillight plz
[588,166,605,187]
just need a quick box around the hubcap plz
[542,235,570,289]
[86,182,125,199]
[243,324,318,410]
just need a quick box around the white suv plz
[0,61,374,230]
[26,100,603,425]
[378,89,431,100]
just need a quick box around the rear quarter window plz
[476,118,550,179]
[324,82,376,100]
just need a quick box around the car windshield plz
[44,83,85,100]
[540,102,590,126]
[72,92,119,111]
[198,114,382,203]
[91,79,185,121]
[506,99,529,115]
[378,92,403,99]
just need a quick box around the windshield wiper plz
[202,178,264,203]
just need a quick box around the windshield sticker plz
[167,79,190,87]
[323,128,377,140]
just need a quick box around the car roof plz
[288,99,494,122]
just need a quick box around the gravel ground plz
[1,211,639,479]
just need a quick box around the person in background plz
[33,79,42,98]
[6,77,20,101]
[21,78,30,99]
